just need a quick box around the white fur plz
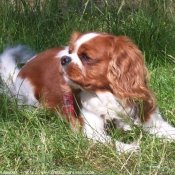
[0,46,38,106]
[80,91,140,130]
[56,46,69,58]
[115,141,140,154]
[82,108,139,154]
[82,108,111,143]
[79,90,140,153]
[68,53,84,71]
[80,90,175,154]
[81,93,141,154]
[15,77,38,106]
[0,47,20,86]
[143,109,175,141]
[74,33,100,52]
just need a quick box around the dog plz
[0,45,83,132]
[60,31,175,153]
[0,32,175,154]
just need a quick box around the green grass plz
[0,0,175,174]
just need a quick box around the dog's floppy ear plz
[107,36,156,120]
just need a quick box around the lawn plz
[0,0,175,174]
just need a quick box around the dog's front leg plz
[82,108,111,143]
[143,108,175,141]
[82,108,140,154]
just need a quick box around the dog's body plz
[0,46,83,132]
[1,32,175,153]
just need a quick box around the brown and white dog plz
[60,32,175,152]
[0,32,175,153]
[0,45,83,132]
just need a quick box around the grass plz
[0,0,175,174]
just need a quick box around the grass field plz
[0,0,175,174]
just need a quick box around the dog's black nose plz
[61,56,72,66]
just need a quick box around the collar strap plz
[62,94,75,117]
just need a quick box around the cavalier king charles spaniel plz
[60,32,175,153]
[0,32,175,153]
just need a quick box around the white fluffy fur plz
[143,109,175,140]
[80,91,140,153]
[74,33,99,52]
[15,77,39,106]
[79,90,175,153]
[0,46,37,106]
[80,91,138,130]
[56,46,69,58]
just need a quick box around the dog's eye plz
[81,53,91,61]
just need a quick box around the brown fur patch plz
[18,47,83,132]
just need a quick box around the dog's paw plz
[156,127,175,142]
[115,133,142,154]
[146,123,175,142]
[115,141,140,154]
[123,124,132,131]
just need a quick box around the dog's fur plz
[60,32,175,153]
[0,32,175,153]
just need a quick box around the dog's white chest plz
[80,91,139,123]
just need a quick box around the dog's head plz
[61,32,156,115]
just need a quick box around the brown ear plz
[107,36,156,120]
